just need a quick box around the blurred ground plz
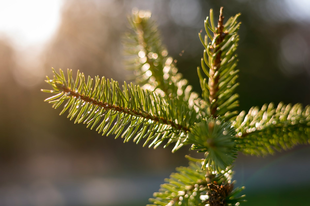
[0,0,310,205]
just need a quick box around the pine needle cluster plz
[42,7,310,206]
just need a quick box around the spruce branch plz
[209,7,225,117]
[124,10,201,108]
[198,7,240,121]
[148,160,245,206]
[41,6,310,206]
[187,118,237,171]
[148,161,207,206]
[42,68,199,151]
[233,103,310,155]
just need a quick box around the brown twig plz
[209,7,225,117]
[59,84,190,132]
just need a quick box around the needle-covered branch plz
[41,7,310,206]
[198,7,240,121]
[148,160,245,206]
[233,103,310,155]
[42,68,199,152]
[187,118,237,171]
[124,10,200,108]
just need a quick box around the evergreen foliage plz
[148,160,244,206]
[233,103,310,156]
[124,10,200,106]
[42,7,310,206]
[42,68,198,151]
[197,10,240,121]
[187,118,237,171]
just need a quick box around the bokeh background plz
[0,0,310,205]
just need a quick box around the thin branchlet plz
[209,7,227,117]
[238,123,310,138]
[58,84,190,132]
[135,17,170,95]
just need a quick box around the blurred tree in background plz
[0,0,309,205]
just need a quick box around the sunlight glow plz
[0,0,64,48]
[285,0,310,21]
